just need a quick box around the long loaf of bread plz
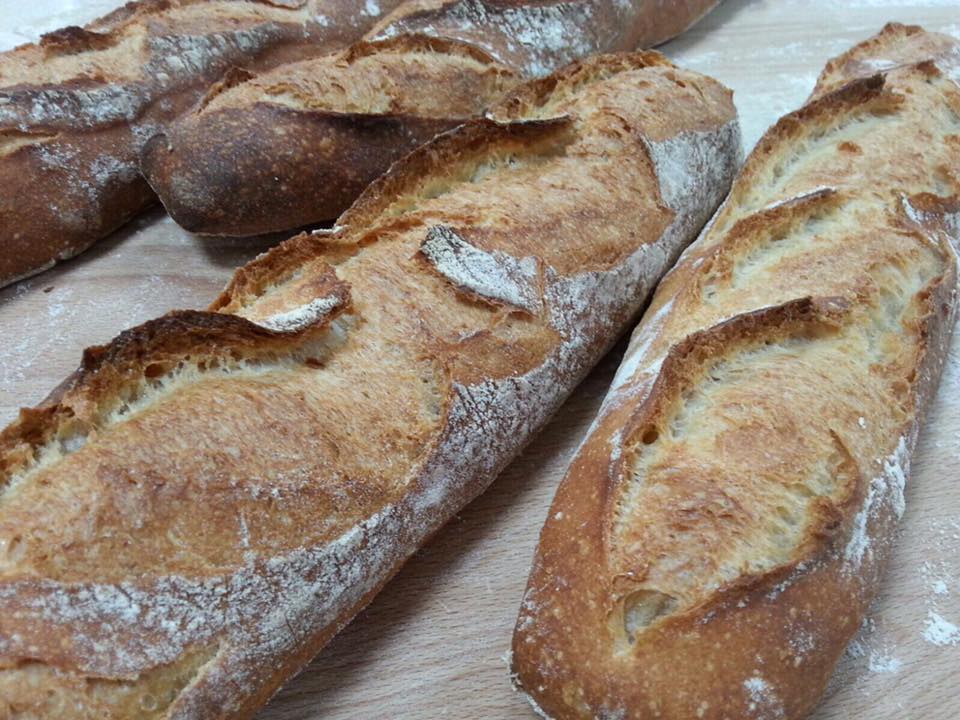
[140,35,521,235]
[0,0,405,288]
[364,0,723,78]
[140,0,723,236]
[511,23,960,720]
[0,53,739,719]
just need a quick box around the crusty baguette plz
[510,24,960,720]
[368,0,723,76]
[140,0,724,237]
[0,53,739,719]
[0,0,405,288]
[140,35,520,235]
[812,21,959,98]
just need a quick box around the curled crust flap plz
[196,66,256,112]
[213,246,350,317]
[418,225,543,314]
[812,21,960,99]
[0,305,347,483]
[38,26,117,55]
[218,258,351,333]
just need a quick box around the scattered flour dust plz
[918,519,960,649]
[839,615,904,680]
[743,675,785,719]
[866,649,903,674]
[923,612,960,647]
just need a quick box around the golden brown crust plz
[0,0,407,287]
[511,26,960,720]
[812,22,960,99]
[0,53,739,719]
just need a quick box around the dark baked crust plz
[139,35,520,235]
[0,0,406,287]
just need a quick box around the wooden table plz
[1,1,958,718]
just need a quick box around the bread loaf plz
[140,35,520,235]
[367,0,723,77]
[813,21,959,97]
[0,0,404,288]
[0,53,738,719]
[141,0,723,237]
[510,24,960,720]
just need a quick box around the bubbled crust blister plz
[0,53,739,719]
[511,24,960,720]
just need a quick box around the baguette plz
[0,0,404,288]
[0,53,739,719]
[368,0,723,77]
[510,24,960,720]
[141,0,724,237]
[813,21,960,97]
[140,35,520,236]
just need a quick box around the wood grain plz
[0,1,958,718]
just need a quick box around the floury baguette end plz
[365,0,724,78]
[0,52,739,719]
[511,23,960,720]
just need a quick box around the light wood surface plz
[1,1,959,718]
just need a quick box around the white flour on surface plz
[420,225,543,315]
[918,518,960,650]
[923,612,960,647]
[743,675,785,719]
[257,294,345,333]
[866,649,902,674]
[844,437,910,571]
